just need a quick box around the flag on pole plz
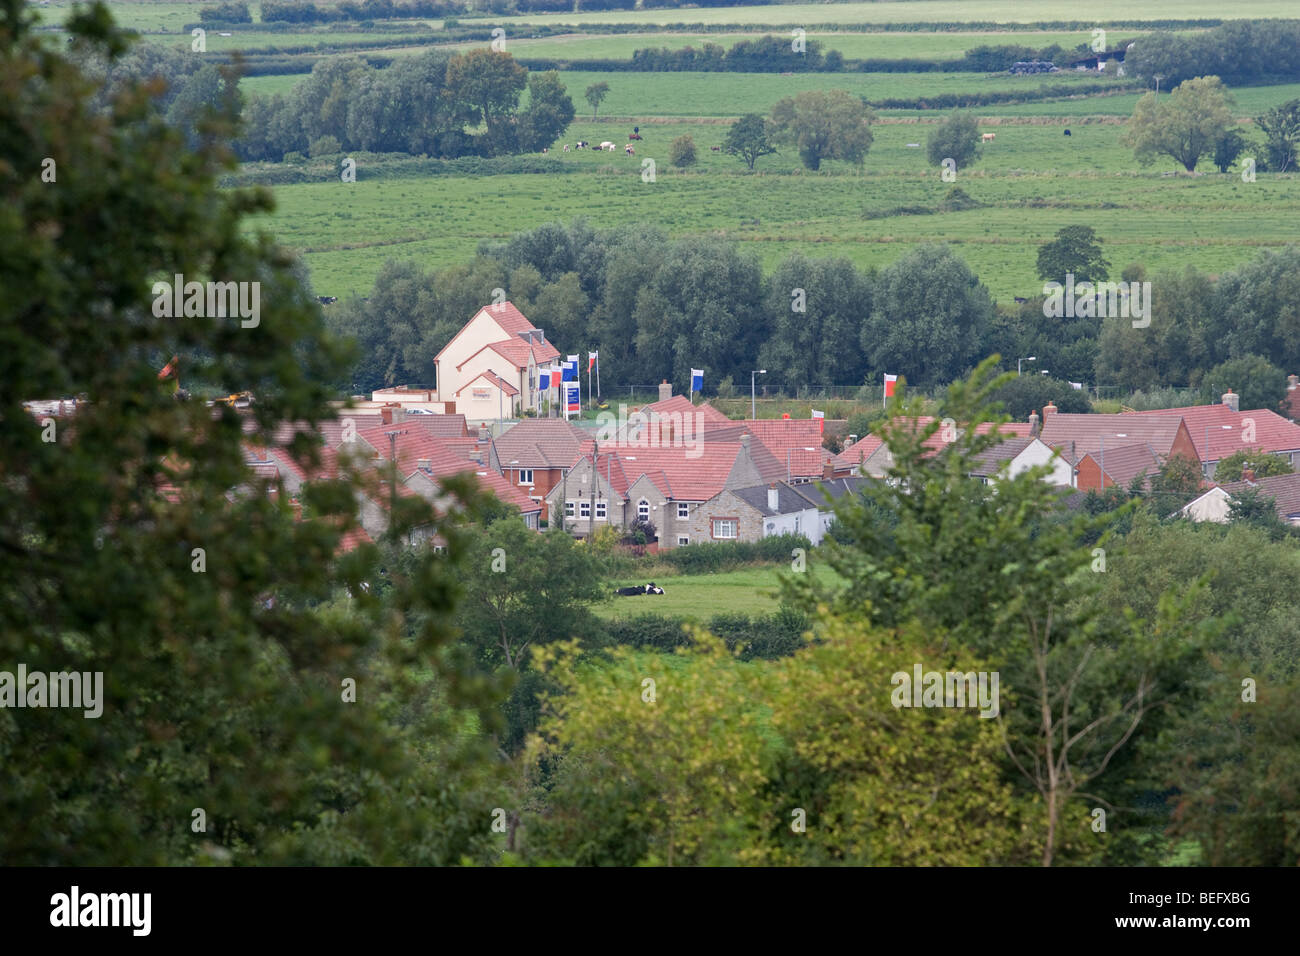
[562,359,576,382]
[588,351,598,372]
[690,368,704,393]
[883,374,899,402]
[811,408,824,434]
[538,368,551,391]
[564,382,580,416]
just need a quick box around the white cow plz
[600,141,616,151]
[982,132,996,143]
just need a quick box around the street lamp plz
[1205,424,1232,479]
[1019,356,1036,376]
[787,446,817,484]
[751,369,767,420]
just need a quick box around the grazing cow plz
[541,147,548,154]
[600,141,615,150]
[1064,129,1071,136]
[576,140,589,149]
[625,145,634,155]
[710,145,721,151]
[563,144,570,152]
[981,132,996,143]
[629,133,642,141]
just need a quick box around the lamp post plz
[787,446,817,484]
[1018,356,1036,376]
[751,369,766,420]
[1205,424,1232,479]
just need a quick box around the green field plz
[592,564,835,619]
[255,114,1300,300]
[488,0,1300,27]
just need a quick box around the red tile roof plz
[1081,443,1161,489]
[406,413,470,437]
[1219,472,1300,519]
[738,419,827,478]
[639,394,731,424]
[455,370,519,398]
[494,418,590,469]
[833,434,885,471]
[1126,404,1300,460]
[584,444,743,501]
[1040,412,1193,461]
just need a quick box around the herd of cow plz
[556,140,636,155]
[615,583,666,596]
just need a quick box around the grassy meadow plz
[592,564,835,619]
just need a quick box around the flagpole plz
[596,356,600,400]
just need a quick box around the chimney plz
[768,484,779,511]
[1242,466,1256,483]
[1288,374,1298,390]
[1043,402,1057,416]
[290,497,303,522]
[478,424,490,441]
[1028,410,1041,437]
[658,379,672,403]
[381,405,392,425]
[417,458,431,472]
[1222,389,1239,413]
[740,434,751,450]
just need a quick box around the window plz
[518,469,533,486]
[565,500,575,518]
[579,500,591,518]
[678,536,689,546]
[596,500,607,519]
[677,503,689,519]
[712,518,738,540]
[525,513,538,529]
[638,499,650,519]
[794,515,800,532]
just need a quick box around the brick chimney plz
[1043,402,1057,416]
[381,405,392,424]
[1222,389,1239,413]
[768,484,779,511]
[659,379,672,403]
[1029,410,1041,437]
[1242,466,1256,483]
[1288,374,1299,390]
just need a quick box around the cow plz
[710,145,721,151]
[647,585,664,595]
[625,145,634,155]
[600,141,615,151]
[629,133,642,141]
[541,147,548,154]
[563,144,570,152]
[575,140,589,149]
[981,132,996,143]
[1064,129,1071,136]
[615,585,648,596]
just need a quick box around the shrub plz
[309,135,342,158]
[669,134,697,168]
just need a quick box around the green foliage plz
[658,533,811,574]
[1215,448,1294,482]
[1123,75,1235,171]
[1203,354,1287,413]
[583,80,609,118]
[1255,98,1300,172]
[1036,224,1110,285]
[668,133,697,168]
[991,373,1091,421]
[926,111,981,170]
[0,4,507,864]
[722,112,778,170]
[768,89,875,171]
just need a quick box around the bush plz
[669,134,697,168]
[659,533,811,574]
[309,135,342,158]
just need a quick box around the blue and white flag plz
[690,368,704,392]
[562,359,577,382]
[538,368,551,391]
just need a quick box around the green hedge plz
[601,605,812,661]
[657,532,811,574]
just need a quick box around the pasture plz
[255,117,1300,301]
[592,565,832,620]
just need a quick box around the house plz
[1125,397,1300,480]
[1181,472,1300,525]
[968,437,1074,487]
[1075,443,1161,492]
[433,301,560,421]
[689,476,873,546]
[493,418,591,521]
[543,439,768,547]
[1039,409,1199,491]
[624,381,731,444]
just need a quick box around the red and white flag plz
[883,374,899,401]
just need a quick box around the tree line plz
[331,219,1300,414]
[1126,19,1300,88]
[236,49,574,161]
